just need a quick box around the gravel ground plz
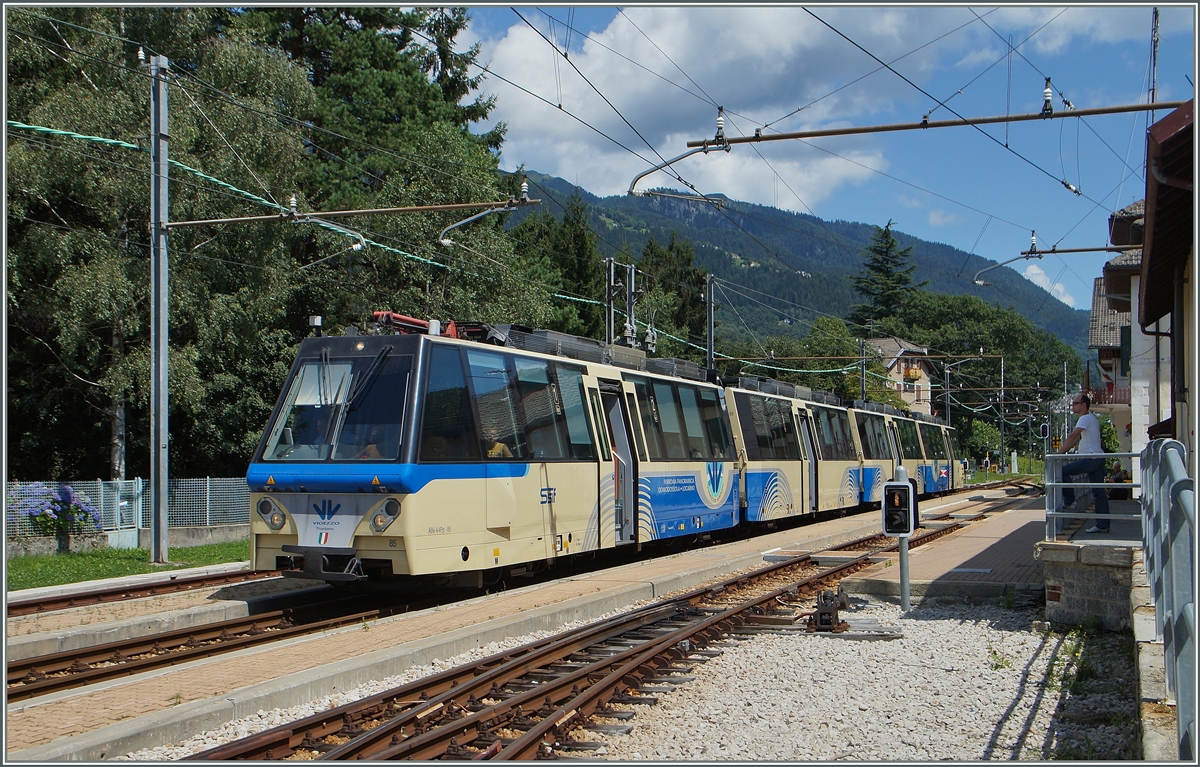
[590,598,1138,761]
[115,594,1137,761]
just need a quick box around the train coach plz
[247,315,961,584]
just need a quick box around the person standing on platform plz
[1056,394,1109,533]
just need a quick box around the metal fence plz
[5,477,249,537]
[1141,439,1195,760]
[1044,451,1143,541]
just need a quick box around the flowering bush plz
[15,483,102,536]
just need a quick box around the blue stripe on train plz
[246,462,530,494]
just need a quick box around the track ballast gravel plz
[115,595,1137,761]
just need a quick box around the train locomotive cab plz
[248,332,421,581]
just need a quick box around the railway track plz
[184,524,957,761]
[7,482,1028,623]
[6,608,380,703]
[6,569,281,618]
[6,487,1021,706]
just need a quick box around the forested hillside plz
[6,8,1084,480]
[514,172,1091,356]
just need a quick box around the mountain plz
[509,171,1091,358]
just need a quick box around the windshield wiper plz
[346,346,393,411]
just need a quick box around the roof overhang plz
[1139,100,1193,328]
[1103,250,1142,313]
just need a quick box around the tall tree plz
[847,220,927,332]
[508,192,604,338]
[639,232,708,350]
[6,7,315,479]
[232,7,503,211]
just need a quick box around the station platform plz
[841,496,1143,601]
[10,486,1167,762]
[842,498,1047,600]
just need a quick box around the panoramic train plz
[247,313,962,584]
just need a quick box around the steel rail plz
[6,609,379,703]
[7,569,281,618]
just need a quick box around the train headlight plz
[256,498,287,530]
[371,498,400,532]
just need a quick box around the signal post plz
[882,468,916,611]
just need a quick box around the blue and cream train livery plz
[247,317,961,583]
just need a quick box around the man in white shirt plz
[1056,394,1110,533]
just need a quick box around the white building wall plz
[1128,273,1173,486]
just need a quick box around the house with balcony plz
[1085,100,1193,470]
[1138,100,1193,460]
[869,336,935,416]
[1087,256,1135,452]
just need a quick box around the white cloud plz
[928,209,962,227]
[1024,264,1076,307]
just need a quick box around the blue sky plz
[459,5,1195,313]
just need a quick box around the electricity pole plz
[859,339,867,401]
[706,273,715,373]
[604,256,616,346]
[150,55,170,564]
[623,264,639,347]
[999,356,1005,471]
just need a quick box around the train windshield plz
[261,350,412,461]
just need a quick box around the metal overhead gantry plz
[628,108,730,205]
[684,101,1189,147]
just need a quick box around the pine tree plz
[847,220,927,332]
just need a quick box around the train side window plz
[792,412,809,461]
[588,390,611,462]
[628,378,665,461]
[766,398,800,461]
[553,365,596,461]
[812,405,855,462]
[918,423,948,459]
[835,409,858,461]
[748,394,775,459]
[896,419,924,460]
[733,392,763,461]
[676,385,711,459]
[698,388,732,459]
[945,430,959,461]
[625,393,648,462]
[652,381,688,460]
[420,346,481,461]
[466,350,526,460]
[856,413,892,461]
[514,356,567,460]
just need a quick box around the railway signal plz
[882,482,914,537]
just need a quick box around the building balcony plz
[1085,386,1131,405]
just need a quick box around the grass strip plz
[7,539,250,591]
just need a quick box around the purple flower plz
[15,484,101,535]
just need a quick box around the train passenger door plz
[795,409,819,514]
[583,377,636,548]
[599,380,637,545]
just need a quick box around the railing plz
[1044,451,1142,541]
[1141,439,1194,760]
[5,477,250,538]
[1083,386,1131,405]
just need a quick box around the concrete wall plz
[136,524,248,549]
[1035,541,1136,631]
[7,526,248,558]
[1129,273,1173,485]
